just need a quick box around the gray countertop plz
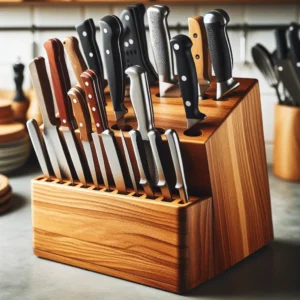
[0,161,299,300]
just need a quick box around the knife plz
[147,5,179,97]
[44,38,87,186]
[287,22,300,78]
[29,56,73,183]
[81,69,127,193]
[63,36,88,89]
[204,9,240,99]
[165,129,188,203]
[68,86,100,189]
[188,16,212,98]
[99,15,128,129]
[170,34,206,130]
[27,118,52,180]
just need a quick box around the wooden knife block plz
[31,78,273,294]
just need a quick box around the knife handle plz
[170,35,206,121]
[288,23,300,63]
[29,57,58,128]
[68,86,92,142]
[125,65,155,141]
[44,38,74,130]
[275,28,289,60]
[204,9,233,83]
[81,69,108,134]
[63,36,88,89]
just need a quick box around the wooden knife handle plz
[44,38,73,129]
[188,16,212,82]
[68,86,92,142]
[63,36,88,89]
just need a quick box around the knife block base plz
[31,78,273,294]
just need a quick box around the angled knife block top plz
[32,78,273,294]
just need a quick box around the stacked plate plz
[0,174,12,214]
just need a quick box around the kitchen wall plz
[0,3,299,164]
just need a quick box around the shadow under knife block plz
[31,78,273,294]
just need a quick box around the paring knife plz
[147,5,180,97]
[27,118,52,180]
[68,86,100,189]
[81,69,127,193]
[44,38,87,186]
[204,9,240,99]
[165,129,189,203]
[99,15,128,129]
[170,35,206,130]
[29,57,73,183]
[188,16,212,98]
[287,23,300,78]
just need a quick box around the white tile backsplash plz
[84,5,111,23]
[0,7,32,27]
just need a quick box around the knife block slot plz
[31,78,273,294]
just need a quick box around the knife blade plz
[99,15,128,129]
[287,22,300,78]
[165,129,189,203]
[27,118,52,180]
[29,56,73,183]
[188,16,212,98]
[68,86,100,189]
[44,38,87,186]
[147,5,180,97]
[204,9,240,99]
[170,34,206,130]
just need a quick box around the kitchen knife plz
[99,15,128,129]
[165,129,188,203]
[204,9,240,99]
[188,16,212,98]
[68,86,100,189]
[44,38,87,186]
[63,36,88,89]
[27,118,52,180]
[29,56,73,183]
[170,34,206,130]
[287,23,300,78]
[147,5,179,97]
[81,69,127,193]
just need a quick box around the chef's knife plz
[27,118,52,180]
[188,16,212,98]
[204,9,240,99]
[170,34,206,130]
[44,38,87,186]
[29,57,73,183]
[287,23,300,78]
[99,15,128,129]
[68,86,100,189]
[147,5,179,97]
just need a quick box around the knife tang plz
[170,34,206,129]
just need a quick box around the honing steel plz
[147,5,179,97]
[44,38,87,186]
[99,15,128,129]
[204,9,240,99]
[170,34,206,130]
[27,118,52,180]
[29,57,73,183]
[68,86,100,189]
[165,129,189,203]
[188,16,212,99]
[63,36,88,89]
[287,22,300,78]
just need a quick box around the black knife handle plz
[204,9,232,83]
[170,34,206,121]
[275,28,288,60]
[288,23,300,63]
[99,15,127,114]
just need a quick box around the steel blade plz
[82,141,99,189]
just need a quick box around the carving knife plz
[188,16,212,98]
[99,15,128,129]
[81,69,127,193]
[170,34,206,130]
[44,38,87,186]
[147,5,180,97]
[68,86,100,189]
[204,9,240,99]
[27,118,52,180]
[29,57,73,183]
[287,23,300,78]
[165,129,189,203]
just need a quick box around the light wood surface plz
[273,104,300,182]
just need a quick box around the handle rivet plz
[63,119,67,123]
[297,62,300,67]
[289,26,294,31]
[185,101,191,107]
[73,99,77,103]
[124,42,129,48]
[196,55,200,59]
[193,33,198,38]
[174,44,179,50]
[82,31,87,37]
[129,39,134,45]
[88,94,92,99]
[181,75,187,81]
[104,28,108,33]
[89,52,94,57]
[79,123,83,127]
[278,66,283,72]
[96,123,100,127]
[125,15,130,21]
[106,50,110,55]
[85,82,89,86]
[92,107,96,111]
